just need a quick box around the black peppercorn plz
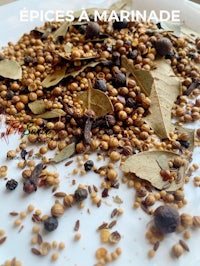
[6,90,14,100]
[178,140,190,148]
[126,98,136,108]
[155,37,172,56]
[112,51,121,66]
[112,71,126,87]
[129,50,138,60]
[44,216,58,232]
[165,50,175,59]
[113,20,128,30]
[74,188,88,202]
[94,79,107,92]
[154,205,180,234]
[6,179,18,190]
[84,160,94,171]
[78,25,87,34]
[85,22,100,39]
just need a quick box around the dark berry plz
[165,51,175,59]
[94,79,107,92]
[6,179,18,190]
[85,22,100,39]
[112,71,126,87]
[112,51,121,66]
[178,140,190,148]
[6,90,14,100]
[155,37,172,56]
[126,98,136,108]
[113,20,128,30]
[129,50,138,60]
[154,205,180,234]
[78,25,87,34]
[74,188,88,202]
[84,160,94,171]
[44,216,58,232]
[21,149,28,160]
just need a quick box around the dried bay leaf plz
[121,55,154,96]
[28,100,46,115]
[121,150,186,192]
[0,59,22,79]
[77,87,114,118]
[36,109,66,119]
[42,66,67,88]
[52,21,70,42]
[42,62,100,88]
[157,21,181,37]
[144,59,180,140]
[50,142,75,163]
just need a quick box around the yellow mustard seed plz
[51,253,59,261]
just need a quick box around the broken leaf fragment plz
[0,59,22,79]
[121,150,186,191]
[121,55,154,96]
[36,109,66,119]
[42,66,67,88]
[77,87,114,118]
[144,59,180,140]
[50,142,75,163]
[52,21,70,42]
[28,100,46,115]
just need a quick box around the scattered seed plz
[97,222,108,231]
[0,236,7,245]
[97,199,102,208]
[74,220,80,231]
[95,247,108,260]
[54,192,66,198]
[109,231,121,244]
[100,229,110,243]
[32,225,40,234]
[172,243,183,258]
[18,225,24,233]
[179,239,190,252]
[153,241,160,251]
[58,242,65,250]
[31,247,41,256]
[111,208,118,218]
[51,253,59,261]
[108,220,117,229]
[39,242,51,256]
[9,212,19,216]
[0,229,5,236]
[37,233,43,245]
[102,188,109,198]
[148,249,155,258]
[65,160,73,167]
[74,233,81,241]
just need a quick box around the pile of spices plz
[0,2,200,265]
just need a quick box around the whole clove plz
[84,117,94,145]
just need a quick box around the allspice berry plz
[154,205,180,233]
[85,22,100,39]
[155,37,172,56]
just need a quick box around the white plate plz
[0,1,200,266]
